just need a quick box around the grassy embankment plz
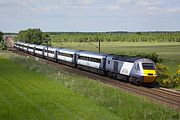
[0,52,117,119]
[52,42,180,73]
[0,51,179,119]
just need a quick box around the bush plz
[156,64,171,87]
[136,52,162,63]
[161,79,173,88]
[174,77,180,87]
[156,64,180,88]
[177,65,180,75]
[156,64,170,78]
[0,41,7,50]
[175,65,180,87]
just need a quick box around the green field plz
[52,42,180,73]
[0,51,179,119]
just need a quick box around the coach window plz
[48,50,54,54]
[29,47,34,49]
[36,48,42,51]
[59,52,73,58]
[135,63,140,70]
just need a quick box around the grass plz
[0,51,179,120]
[52,42,180,73]
[174,86,180,90]
[0,53,118,120]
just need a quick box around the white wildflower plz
[35,57,39,61]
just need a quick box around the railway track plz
[9,48,180,111]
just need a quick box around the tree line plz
[50,32,180,43]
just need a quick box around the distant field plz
[0,51,179,119]
[52,42,180,73]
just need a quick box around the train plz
[14,41,157,85]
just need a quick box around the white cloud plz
[0,0,39,7]
[135,0,161,7]
[146,6,180,15]
[164,7,180,13]
[31,5,61,13]
[78,0,94,5]
[104,5,122,11]
[133,0,180,15]
[115,0,131,4]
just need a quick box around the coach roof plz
[44,47,59,51]
[78,51,108,59]
[58,48,78,54]
[35,45,46,49]
[112,55,141,63]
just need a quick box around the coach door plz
[113,61,119,73]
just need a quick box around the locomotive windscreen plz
[142,63,155,70]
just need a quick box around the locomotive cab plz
[133,59,157,83]
[141,62,157,83]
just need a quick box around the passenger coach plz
[76,51,107,74]
[57,49,78,67]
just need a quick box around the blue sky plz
[0,0,180,32]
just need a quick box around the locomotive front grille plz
[148,73,153,76]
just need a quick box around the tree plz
[0,31,3,42]
[16,28,49,45]
[0,31,6,50]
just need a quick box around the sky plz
[0,0,180,33]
